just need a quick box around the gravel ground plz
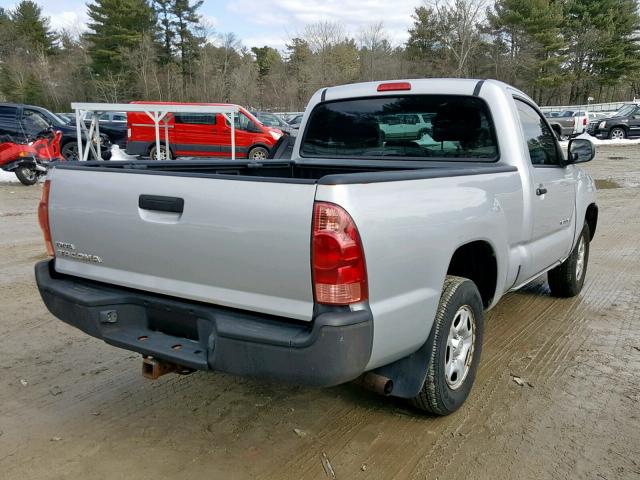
[0,145,639,479]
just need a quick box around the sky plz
[0,0,421,50]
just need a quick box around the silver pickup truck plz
[35,79,598,415]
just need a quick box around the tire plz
[15,166,39,185]
[248,146,269,160]
[149,145,172,160]
[609,127,626,140]
[61,141,79,161]
[410,275,484,415]
[548,224,590,297]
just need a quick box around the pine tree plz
[154,0,175,64]
[488,0,566,104]
[564,0,640,102]
[9,1,57,54]
[86,0,157,74]
[171,0,203,89]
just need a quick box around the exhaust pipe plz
[354,372,394,396]
[142,356,194,380]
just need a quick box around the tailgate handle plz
[139,195,184,213]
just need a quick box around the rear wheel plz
[609,127,626,140]
[149,145,172,160]
[248,146,269,160]
[410,275,484,415]
[15,166,39,185]
[548,224,590,297]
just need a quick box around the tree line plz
[1,0,639,112]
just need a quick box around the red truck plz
[125,102,284,160]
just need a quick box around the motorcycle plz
[0,129,63,185]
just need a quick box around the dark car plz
[288,113,303,128]
[0,103,112,160]
[84,111,128,148]
[250,111,296,135]
[586,103,640,140]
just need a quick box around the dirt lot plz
[1,146,639,480]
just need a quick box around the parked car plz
[250,110,297,135]
[126,102,284,160]
[547,110,589,139]
[586,103,640,139]
[0,103,112,160]
[84,111,128,148]
[378,113,432,141]
[55,113,74,124]
[35,79,597,415]
[287,113,303,128]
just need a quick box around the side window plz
[0,106,18,134]
[174,113,216,125]
[515,99,560,166]
[112,114,127,122]
[21,109,51,134]
[226,112,257,131]
[234,112,253,131]
[99,113,110,121]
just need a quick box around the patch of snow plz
[0,169,19,183]
[110,145,137,161]
[573,132,640,146]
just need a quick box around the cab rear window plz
[300,95,498,161]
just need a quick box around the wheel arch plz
[446,240,498,308]
[610,124,629,135]
[371,240,498,399]
[585,203,598,240]
[247,143,273,157]
[148,142,175,158]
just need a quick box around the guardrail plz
[540,101,638,114]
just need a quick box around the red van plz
[126,102,284,160]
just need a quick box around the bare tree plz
[426,0,486,77]
[358,22,389,80]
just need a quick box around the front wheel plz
[15,166,39,185]
[609,127,626,140]
[248,146,269,160]
[61,141,79,161]
[547,224,590,297]
[410,275,484,415]
[149,145,172,160]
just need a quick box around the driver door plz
[514,99,577,280]
[627,106,640,138]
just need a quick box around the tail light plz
[127,127,131,138]
[583,117,588,126]
[312,202,368,305]
[38,180,54,256]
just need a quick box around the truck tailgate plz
[48,168,317,320]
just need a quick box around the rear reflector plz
[38,180,54,256]
[377,82,411,92]
[312,202,368,305]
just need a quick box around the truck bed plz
[57,159,516,185]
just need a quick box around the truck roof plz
[314,78,531,104]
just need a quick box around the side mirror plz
[567,138,595,164]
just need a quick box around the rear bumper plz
[35,260,372,386]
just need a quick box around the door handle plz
[536,186,548,196]
[139,195,184,213]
